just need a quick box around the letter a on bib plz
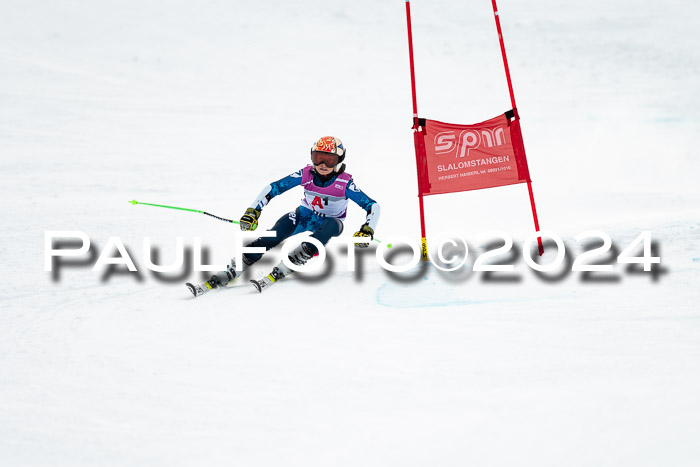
[311,196,324,210]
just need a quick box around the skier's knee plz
[323,218,343,237]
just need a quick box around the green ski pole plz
[129,200,239,225]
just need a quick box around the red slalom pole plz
[492,0,517,110]
[491,0,544,255]
[405,0,428,260]
[406,1,419,124]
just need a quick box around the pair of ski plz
[187,243,315,297]
[186,268,283,297]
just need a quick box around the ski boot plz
[250,265,289,293]
[250,243,315,293]
[186,256,250,297]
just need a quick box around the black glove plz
[239,208,261,231]
[353,224,374,248]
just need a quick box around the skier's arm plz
[249,169,303,211]
[362,202,380,232]
[239,169,303,231]
[345,180,380,246]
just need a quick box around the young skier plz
[186,136,380,295]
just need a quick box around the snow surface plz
[1,0,699,466]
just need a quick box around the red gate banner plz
[416,112,531,196]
